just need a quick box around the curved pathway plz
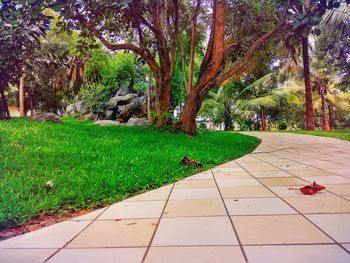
[1,132,350,263]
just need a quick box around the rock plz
[105,93,138,110]
[117,98,142,120]
[94,120,122,126]
[126,117,151,126]
[65,100,88,115]
[114,87,134,97]
[79,113,94,121]
[32,113,61,123]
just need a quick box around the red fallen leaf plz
[299,181,326,195]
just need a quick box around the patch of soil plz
[0,208,97,241]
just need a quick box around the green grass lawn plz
[284,130,350,142]
[0,118,259,229]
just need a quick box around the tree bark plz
[301,37,315,130]
[19,74,26,117]
[179,35,189,95]
[328,104,334,130]
[178,0,227,134]
[223,102,232,131]
[188,0,201,92]
[154,76,172,128]
[319,87,330,131]
[261,106,268,131]
[147,69,153,122]
[0,87,11,119]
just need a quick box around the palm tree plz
[239,73,302,131]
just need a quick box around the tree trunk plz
[154,76,172,128]
[261,106,267,131]
[301,37,315,130]
[177,0,227,134]
[0,87,11,119]
[328,104,334,130]
[223,103,232,131]
[147,69,153,122]
[19,75,26,117]
[179,35,189,95]
[319,87,330,131]
[188,0,201,92]
[177,90,204,135]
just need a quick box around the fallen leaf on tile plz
[289,182,326,195]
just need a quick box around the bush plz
[82,84,112,118]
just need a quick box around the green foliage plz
[81,84,112,117]
[85,50,147,90]
[0,118,259,228]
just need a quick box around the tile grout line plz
[42,206,110,263]
[141,183,176,263]
[211,169,249,263]
[234,158,350,255]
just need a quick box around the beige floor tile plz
[225,198,297,215]
[213,171,253,179]
[244,245,350,263]
[69,208,107,221]
[325,184,350,195]
[232,215,332,245]
[302,176,350,185]
[326,168,350,177]
[212,167,246,173]
[306,214,350,243]
[342,243,350,252]
[98,201,166,219]
[250,170,292,178]
[216,179,261,188]
[0,221,90,248]
[169,188,220,200]
[183,172,213,180]
[220,186,276,198]
[174,179,216,189]
[125,185,172,201]
[144,246,245,263]
[152,217,238,246]
[259,177,306,186]
[67,219,157,247]
[0,248,57,263]
[47,248,146,263]
[288,169,335,177]
[280,164,314,171]
[244,165,281,172]
[284,196,350,213]
[163,199,226,217]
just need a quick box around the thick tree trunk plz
[154,76,172,128]
[177,0,227,134]
[177,90,204,135]
[261,106,268,131]
[147,69,153,122]
[328,104,334,130]
[319,88,330,131]
[301,37,315,130]
[19,75,26,117]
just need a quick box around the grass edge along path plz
[0,117,259,231]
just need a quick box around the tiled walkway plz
[1,132,350,263]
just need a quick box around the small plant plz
[82,84,112,120]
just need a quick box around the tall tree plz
[177,0,290,134]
